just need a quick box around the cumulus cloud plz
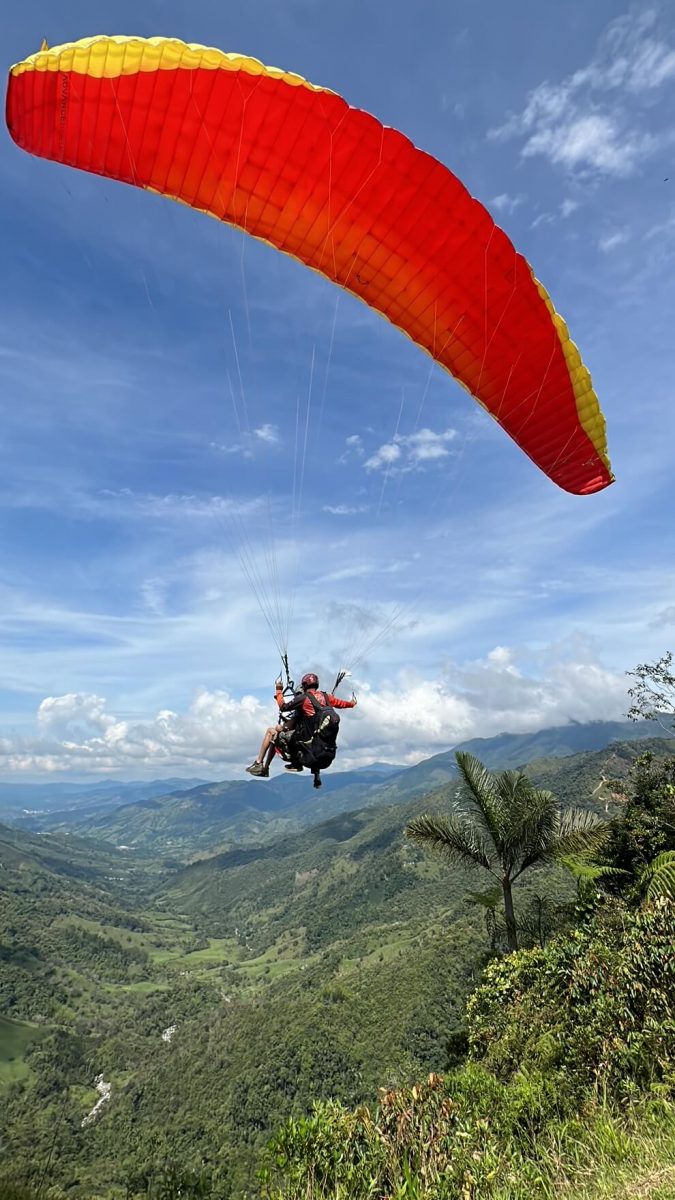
[490,9,675,177]
[0,644,628,776]
[365,442,402,471]
[254,423,280,445]
[342,645,628,767]
[0,689,267,775]
[364,428,457,473]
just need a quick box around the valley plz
[1,724,673,1196]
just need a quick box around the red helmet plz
[301,672,319,690]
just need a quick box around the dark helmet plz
[301,672,319,690]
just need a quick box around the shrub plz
[467,898,675,1102]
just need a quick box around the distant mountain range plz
[0,777,208,821]
[454,720,657,769]
[158,731,669,943]
[6,718,661,857]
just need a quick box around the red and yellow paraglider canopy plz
[6,35,612,495]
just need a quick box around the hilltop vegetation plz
[264,899,675,1200]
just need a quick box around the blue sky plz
[1,1,674,778]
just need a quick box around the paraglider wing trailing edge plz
[6,34,613,495]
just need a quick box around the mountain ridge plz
[5,720,658,856]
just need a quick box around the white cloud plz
[364,442,401,471]
[94,489,263,521]
[317,563,375,583]
[254,423,281,445]
[339,433,365,463]
[0,644,629,776]
[37,693,118,736]
[490,193,526,214]
[645,209,675,241]
[491,10,675,177]
[560,198,580,218]
[407,428,457,462]
[364,428,457,472]
[210,439,253,459]
[598,229,629,253]
[341,644,628,767]
[322,504,368,516]
[140,578,167,616]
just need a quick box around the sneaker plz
[285,764,303,772]
[246,762,265,776]
[313,775,322,789]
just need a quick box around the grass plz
[490,1106,675,1200]
[0,1017,48,1086]
[103,980,170,994]
[149,935,237,966]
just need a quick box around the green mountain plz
[64,767,397,856]
[48,719,657,859]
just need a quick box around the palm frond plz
[559,854,626,884]
[640,851,675,901]
[502,783,557,871]
[454,751,503,844]
[405,812,494,871]
[546,809,610,863]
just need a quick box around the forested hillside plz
[1,732,673,1198]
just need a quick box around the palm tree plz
[405,751,607,951]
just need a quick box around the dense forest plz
[1,727,673,1198]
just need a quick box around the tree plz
[627,650,675,732]
[602,751,675,888]
[405,751,605,951]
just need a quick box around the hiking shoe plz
[246,762,265,776]
[313,775,322,789]
[285,764,303,772]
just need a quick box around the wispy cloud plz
[598,228,629,253]
[364,428,457,472]
[91,489,265,522]
[649,605,675,629]
[338,433,366,464]
[322,504,369,516]
[561,198,580,218]
[490,192,526,214]
[490,9,675,177]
